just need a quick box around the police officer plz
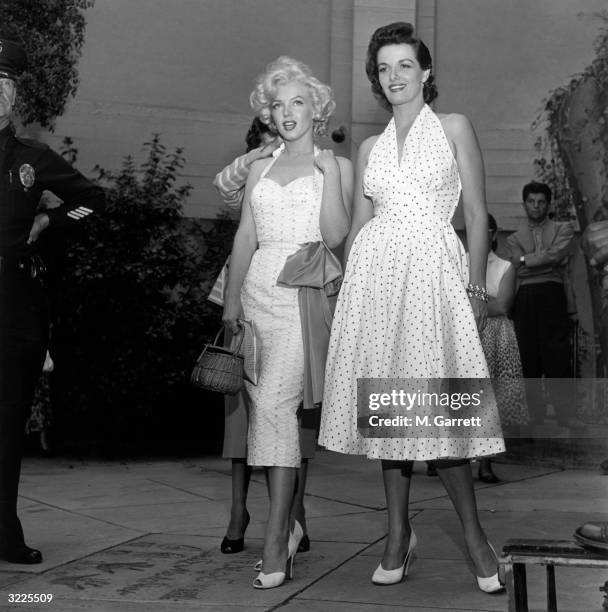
[0,40,105,564]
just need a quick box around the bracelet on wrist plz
[466,283,489,303]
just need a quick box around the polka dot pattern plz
[242,148,323,468]
[318,105,505,460]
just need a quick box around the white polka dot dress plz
[242,145,323,468]
[318,105,505,460]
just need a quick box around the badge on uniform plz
[19,164,35,191]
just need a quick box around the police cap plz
[0,39,27,80]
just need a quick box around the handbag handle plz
[214,322,245,355]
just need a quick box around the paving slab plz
[21,474,210,511]
[284,600,493,612]
[359,506,608,598]
[294,509,389,544]
[0,504,139,574]
[76,499,242,534]
[5,456,607,612]
[0,534,363,610]
[0,599,262,612]
[148,470,269,502]
[165,495,370,537]
[297,554,508,611]
[196,508,390,546]
[0,572,28,589]
[21,463,269,518]
[410,469,608,512]
[302,553,605,611]
[309,451,561,507]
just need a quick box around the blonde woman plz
[223,56,352,589]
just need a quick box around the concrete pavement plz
[0,452,607,611]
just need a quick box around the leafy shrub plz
[50,135,235,449]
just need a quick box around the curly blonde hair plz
[250,56,335,137]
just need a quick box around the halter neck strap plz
[259,143,323,182]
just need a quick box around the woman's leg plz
[291,459,308,534]
[262,466,297,574]
[225,459,252,539]
[380,460,414,569]
[435,459,498,577]
[477,457,499,483]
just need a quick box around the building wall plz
[434,0,605,229]
[23,1,605,226]
[24,0,346,218]
[17,1,602,371]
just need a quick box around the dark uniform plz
[0,40,105,563]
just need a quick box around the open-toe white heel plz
[253,544,297,589]
[476,542,505,594]
[372,530,417,585]
[253,569,286,589]
[254,520,303,573]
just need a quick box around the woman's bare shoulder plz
[360,134,380,151]
[436,112,474,138]
[356,134,380,164]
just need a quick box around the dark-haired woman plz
[477,214,528,483]
[319,22,505,593]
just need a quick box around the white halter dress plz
[319,105,505,460]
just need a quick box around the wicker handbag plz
[191,327,244,395]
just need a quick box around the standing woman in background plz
[223,56,352,589]
[477,213,528,483]
[319,23,505,594]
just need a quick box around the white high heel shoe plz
[253,535,299,589]
[372,530,417,585]
[253,567,287,589]
[253,520,303,573]
[475,542,504,594]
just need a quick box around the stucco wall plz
[434,0,605,229]
[24,0,342,218]
[22,0,606,227]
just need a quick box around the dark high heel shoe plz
[221,510,250,554]
[297,534,310,552]
[477,460,500,484]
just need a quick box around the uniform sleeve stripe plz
[68,210,85,219]
[76,206,93,213]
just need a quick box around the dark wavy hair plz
[522,181,552,205]
[245,117,275,152]
[365,22,437,112]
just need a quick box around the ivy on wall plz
[533,11,608,385]
[533,10,608,222]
